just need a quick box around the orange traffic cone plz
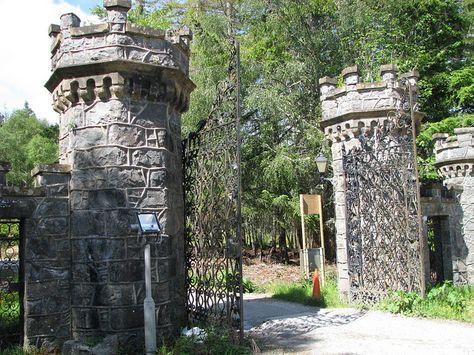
[312,268,321,299]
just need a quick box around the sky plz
[0,0,103,124]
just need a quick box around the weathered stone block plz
[110,306,143,330]
[71,308,101,329]
[108,124,146,147]
[157,304,171,325]
[70,168,108,190]
[105,209,134,237]
[26,261,70,282]
[97,284,135,306]
[108,261,144,282]
[107,167,146,188]
[132,102,168,128]
[137,189,166,208]
[71,189,127,210]
[37,217,69,236]
[26,313,70,337]
[132,148,166,168]
[25,237,59,260]
[71,128,107,149]
[86,101,128,125]
[73,147,127,169]
[27,295,70,315]
[72,239,126,262]
[35,199,69,217]
[71,210,105,236]
[149,170,167,187]
[46,183,69,197]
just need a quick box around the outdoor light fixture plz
[130,212,163,355]
[137,212,161,234]
[315,152,328,174]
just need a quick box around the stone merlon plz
[46,0,194,106]
[434,128,474,186]
[318,64,423,144]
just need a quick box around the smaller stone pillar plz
[0,161,11,186]
[319,64,424,299]
[434,128,474,285]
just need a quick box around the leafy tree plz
[0,107,58,186]
[89,0,471,257]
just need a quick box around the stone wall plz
[420,183,458,283]
[43,0,194,346]
[434,128,474,285]
[319,64,424,298]
[0,163,71,349]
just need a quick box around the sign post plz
[299,194,325,285]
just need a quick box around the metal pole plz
[235,40,244,340]
[144,243,156,354]
[318,195,325,287]
[408,83,426,297]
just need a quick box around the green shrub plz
[379,281,474,322]
[157,326,250,355]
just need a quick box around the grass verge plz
[378,281,474,323]
[264,267,347,308]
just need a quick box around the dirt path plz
[244,294,474,355]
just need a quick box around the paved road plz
[244,293,474,355]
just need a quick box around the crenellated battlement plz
[319,64,422,143]
[51,71,190,113]
[46,0,194,113]
[434,128,474,183]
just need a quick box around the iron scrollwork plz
[183,38,243,335]
[0,219,22,349]
[343,81,423,303]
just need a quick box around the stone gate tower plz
[434,128,474,285]
[319,65,427,301]
[45,0,194,346]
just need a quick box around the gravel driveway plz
[244,293,474,354]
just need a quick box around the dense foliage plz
[379,281,474,323]
[0,106,58,186]
[417,113,474,181]
[91,0,474,257]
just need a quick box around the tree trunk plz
[279,225,289,264]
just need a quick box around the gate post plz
[45,1,194,347]
[319,65,426,301]
[434,129,474,285]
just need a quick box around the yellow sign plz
[300,194,321,215]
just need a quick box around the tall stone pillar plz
[319,65,423,299]
[46,0,194,345]
[434,128,474,285]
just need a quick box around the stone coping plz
[31,164,71,177]
[45,60,196,94]
[323,81,388,100]
[320,108,424,130]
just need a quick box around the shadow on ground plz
[244,294,364,351]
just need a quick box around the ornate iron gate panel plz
[0,219,23,348]
[183,39,243,334]
[343,82,424,303]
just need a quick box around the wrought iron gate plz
[183,39,243,334]
[0,219,23,348]
[343,81,424,303]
